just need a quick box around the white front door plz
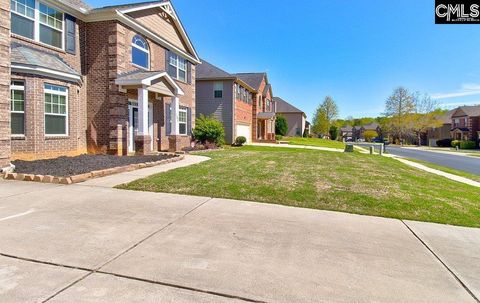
[128,101,153,153]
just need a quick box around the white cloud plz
[432,83,480,99]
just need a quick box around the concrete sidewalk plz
[0,180,478,302]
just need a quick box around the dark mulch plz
[12,154,177,177]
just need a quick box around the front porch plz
[115,71,191,155]
[451,128,471,141]
[255,112,276,143]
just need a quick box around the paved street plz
[0,180,479,302]
[385,146,480,175]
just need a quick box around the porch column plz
[135,86,151,155]
[168,96,182,152]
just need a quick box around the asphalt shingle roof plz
[196,60,233,79]
[11,42,79,76]
[116,70,166,82]
[59,0,91,12]
[457,105,480,117]
[91,0,167,11]
[274,97,304,114]
[234,73,265,90]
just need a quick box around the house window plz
[178,106,187,135]
[214,82,223,98]
[44,84,68,135]
[169,52,187,82]
[131,35,149,69]
[258,97,263,110]
[266,99,270,111]
[11,0,65,49]
[236,85,241,100]
[10,81,25,135]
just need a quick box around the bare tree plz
[384,87,415,142]
[409,93,443,146]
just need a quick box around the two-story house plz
[196,60,276,144]
[273,96,306,137]
[0,0,200,170]
[352,123,382,141]
[450,105,480,141]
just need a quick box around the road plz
[385,146,480,175]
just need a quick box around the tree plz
[193,114,225,146]
[384,87,415,142]
[312,96,339,136]
[408,93,443,146]
[329,125,338,140]
[275,115,288,136]
[364,130,378,142]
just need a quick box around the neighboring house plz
[450,105,480,141]
[340,126,353,141]
[235,73,276,142]
[273,97,306,137]
[426,109,454,146]
[305,121,311,136]
[195,60,256,144]
[1,0,200,167]
[352,123,382,141]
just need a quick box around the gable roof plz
[362,123,380,130]
[196,60,234,79]
[274,97,305,117]
[341,125,353,132]
[234,73,266,90]
[452,105,480,117]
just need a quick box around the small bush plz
[460,140,476,149]
[275,135,283,141]
[329,125,338,141]
[451,140,461,148]
[364,130,378,142]
[193,114,225,147]
[436,138,452,147]
[275,116,288,136]
[235,136,247,146]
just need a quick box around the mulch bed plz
[12,154,177,177]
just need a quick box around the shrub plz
[275,135,283,141]
[436,138,452,147]
[235,136,247,146]
[460,140,476,149]
[192,114,225,147]
[303,129,309,138]
[451,140,461,148]
[329,125,338,141]
[364,130,378,142]
[275,116,288,136]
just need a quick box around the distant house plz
[340,126,353,141]
[352,123,382,141]
[450,106,480,141]
[273,97,306,137]
[426,109,454,146]
[305,121,312,136]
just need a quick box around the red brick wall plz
[0,0,10,167]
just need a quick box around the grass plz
[118,146,480,228]
[404,158,480,183]
[284,137,345,149]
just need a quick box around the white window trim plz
[178,106,187,135]
[169,53,187,82]
[214,82,223,98]
[131,35,150,69]
[10,81,25,137]
[44,84,69,137]
[10,0,65,50]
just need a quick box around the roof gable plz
[274,97,305,115]
[451,108,468,117]
[196,60,234,79]
[235,73,266,90]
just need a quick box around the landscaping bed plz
[6,154,182,184]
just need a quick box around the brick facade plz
[0,0,10,168]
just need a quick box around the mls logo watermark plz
[435,0,480,23]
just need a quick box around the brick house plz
[352,123,383,141]
[196,60,276,143]
[0,0,200,169]
[273,96,306,137]
[449,105,480,142]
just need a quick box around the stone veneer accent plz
[0,0,10,168]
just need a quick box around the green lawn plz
[284,137,345,149]
[404,158,480,183]
[118,146,480,228]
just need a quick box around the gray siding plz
[195,80,234,143]
[280,113,306,137]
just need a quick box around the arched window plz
[131,35,149,69]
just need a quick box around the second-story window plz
[214,82,223,98]
[132,35,149,69]
[11,0,65,49]
[169,53,187,82]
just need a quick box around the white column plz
[171,96,180,135]
[138,86,149,135]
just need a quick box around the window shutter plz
[65,14,76,54]
[165,103,171,135]
[187,107,192,136]
[165,49,173,77]
[187,61,192,84]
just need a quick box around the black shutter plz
[165,103,171,135]
[187,107,192,136]
[187,61,192,84]
[65,14,76,54]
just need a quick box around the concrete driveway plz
[0,180,478,302]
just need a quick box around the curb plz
[2,155,185,185]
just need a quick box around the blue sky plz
[88,0,480,120]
